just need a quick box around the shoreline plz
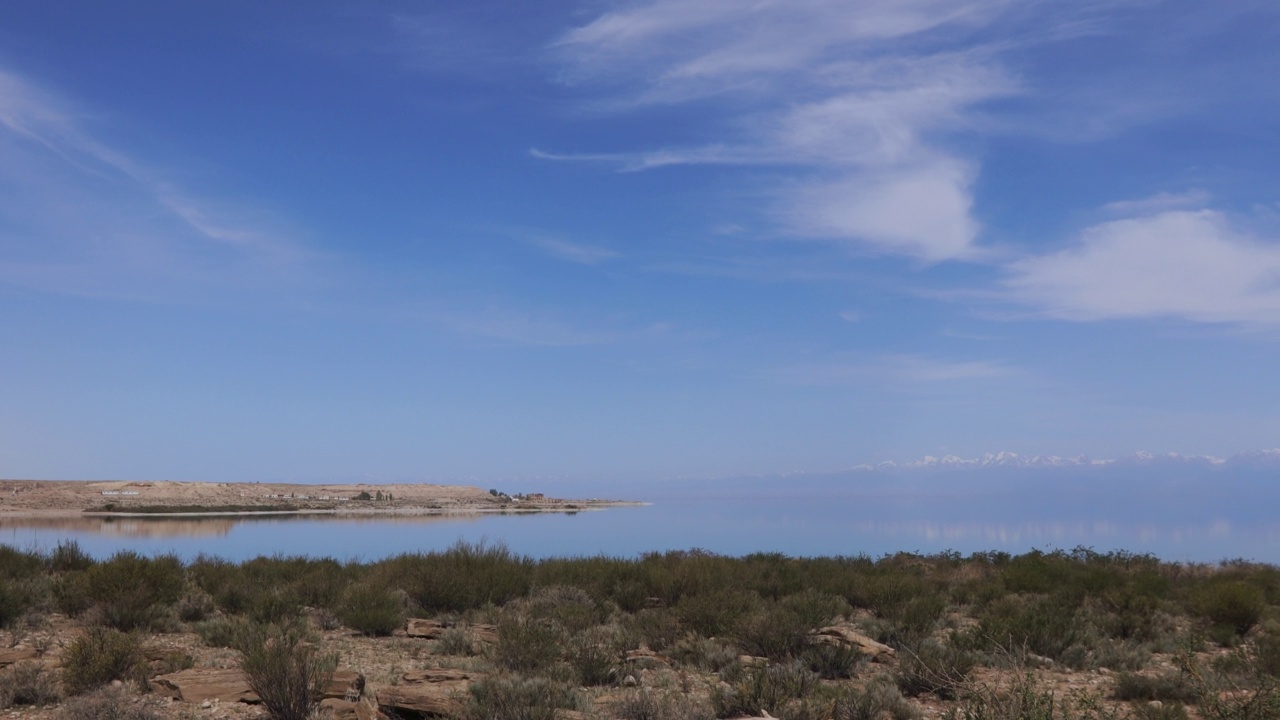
[0,478,643,519]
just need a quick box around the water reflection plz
[2,495,1277,563]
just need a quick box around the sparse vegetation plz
[0,542,1278,719]
[61,627,146,695]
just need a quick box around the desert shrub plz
[802,641,863,679]
[679,588,762,638]
[833,676,920,720]
[436,626,479,656]
[465,676,579,720]
[0,577,44,628]
[519,585,604,635]
[57,685,161,720]
[61,627,146,695]
[1256,630,1280,678]
[977,595,1085,660]
[188,556,250,614]
[0,660,62,707]
[780,589,851,628]
[174,587,216,623]
[388,541,533,613]
[1175,644,1280,720]
[336,584,403,636]
[1193,580,1266,638]
[0,545,44,580]
[614,689,715,720]
[82,552,184,631]
[567,626,624,686]
[624,608,683,652]
[248,585,304,625]
[670,635,740,672]
[1111,672,1198,703]
[945,671,1059,720]
[195,615,254,648]
[238,621,337,720]
[50,541,94,572]
[492,612,563,674]
[711,661,819,718]
[733,606,811,660]
[895,639,975,701]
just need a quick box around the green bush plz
[435,626,479,656]
[832,676,920,720]
[465,676,579,720]
[1193,580,1265,638]
[624,608,683,652]
[614,689,715,720]
[195,616,253,648]
[61,627,145,695]
[57,685,161,720]
[492,612,563,674]
[83,552,184,631]
[802,641,863,679]
[238,621,337,720]
[895,639,975,701]
[336,584,403,636]
[387,541,532,613]
[0,660,62,708]
[50,541,94,573]
[1111,672,1198,703]
[977,595,1085,660]
[710,661,818,718]
[732,606,810,660]
[567,626,624,686]
[678,588,761,638]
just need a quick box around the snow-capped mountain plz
[852,449,1276,473]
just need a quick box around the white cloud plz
[545,0,1025,261]
[1006,210,1280,324]
[782,158,980,261]
[1103,190,1210,216]
[773,353,1013,386]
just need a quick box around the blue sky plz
[2,1,1279,485]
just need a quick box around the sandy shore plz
[0,479,639,520]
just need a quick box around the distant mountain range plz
[851,449,1280,472]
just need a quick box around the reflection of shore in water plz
[0,510,542,539]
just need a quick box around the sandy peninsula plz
[0,479,637,519]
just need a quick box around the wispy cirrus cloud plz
[0,68,315,303]
[524,234,620,265]
[539,0,1037,261]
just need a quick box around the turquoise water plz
[3,485,1277,563]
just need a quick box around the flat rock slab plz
[811,626,897,663]
[404,619,498,645]
[376,684,467,718]
[326,670,366,700]
[0,647,40,668]
[406,619,446,639]
[149,668,259,704]
[150,667,364,704]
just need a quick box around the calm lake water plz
[3,481,1278,564]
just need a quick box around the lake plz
[3,480,1278,563]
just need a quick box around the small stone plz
[622,675,638,687]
